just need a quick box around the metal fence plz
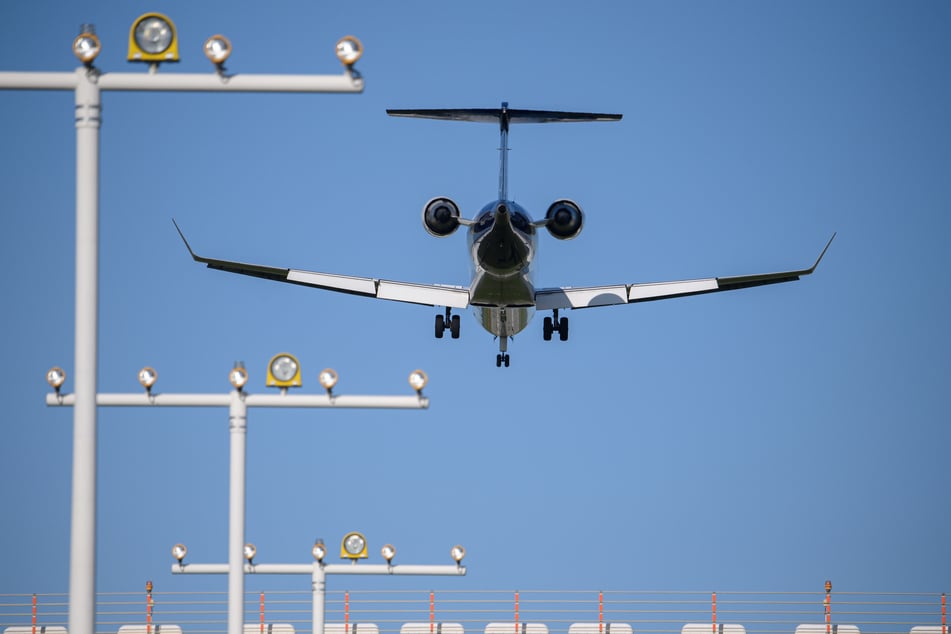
[1,590,946,634]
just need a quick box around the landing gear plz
[435,308,460,339]
[543,309,569,342]
[495,335,510,368]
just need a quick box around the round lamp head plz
[381,543,396,564]
[408,369,428,393]
[138,367,158,390]
[171,543,187,563]
[135,15,173,54]
[47,367,67,390]
[335,35,363,66]
[73,32,101,64]
[267,353,302,388]
[450,544,466,563]
[318,368,339,391]
[340,531,368,560]
[203,35,232,65]
[243,543,257,562]
[229,364,249,390]
[128,13,180,62]
[312,539,327,562]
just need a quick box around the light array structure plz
[170,535,467,634]
[47,360,428,634]
[3,17,365,634]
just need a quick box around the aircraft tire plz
[559,317,569,341]
[450,315,460,339]
[543,317,553,341]
[435,314,445,338]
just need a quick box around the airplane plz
[174,102,834,368]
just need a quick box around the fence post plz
[599,591,604,634]
[146,580,154,634]
[514,591,520,634]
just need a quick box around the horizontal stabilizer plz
[387,103,622,127]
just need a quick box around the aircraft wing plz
[534,234,835,311]
[173,221,470,309]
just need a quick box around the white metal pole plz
[70,66,100,634]
[229,392,249,634]
[312,564,326,634]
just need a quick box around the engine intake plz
[544,199,584,240]
[422,197,462,237]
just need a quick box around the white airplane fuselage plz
[467,199,538,339]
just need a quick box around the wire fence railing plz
[1,589,946,634]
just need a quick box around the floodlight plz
[266,353,302,388]
[340,531,368,560]
[312,539,327,563]
[229,362,249,391]
[450,545,466,564]
[318,368,339,393]
[73,25,101,65]
[335,36,363,67]
[203,34,232,66]
[47,367,67,391]
[171,543,187,563]
[243,543,257,563]
[138,367,158,393]
[381,544,396,564]
[128,13,180,63]
[408,369,428,394]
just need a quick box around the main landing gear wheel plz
[435,308,460,339]
[496,353,510,367]
[543,310,569,342]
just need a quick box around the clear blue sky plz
[1,1,949,597]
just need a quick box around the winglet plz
[807,232,837,274]
[172,218,201,262]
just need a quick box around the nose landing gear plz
[496,335,510,367]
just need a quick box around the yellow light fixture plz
[266,353,302,388]
[128,13,180,63]
[340,531,368,560]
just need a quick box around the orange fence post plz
[260,592,265,634]
[430,591,435,634]
[146,580,154,634]
[599,591,604,634]
[712,592,717,634]
[941,593,946,634]
[32,594,37,634]
[345,591,350,634]
[514,591,520,634]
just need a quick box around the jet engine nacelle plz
[422,197,462,237]
[544,199,584,240]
